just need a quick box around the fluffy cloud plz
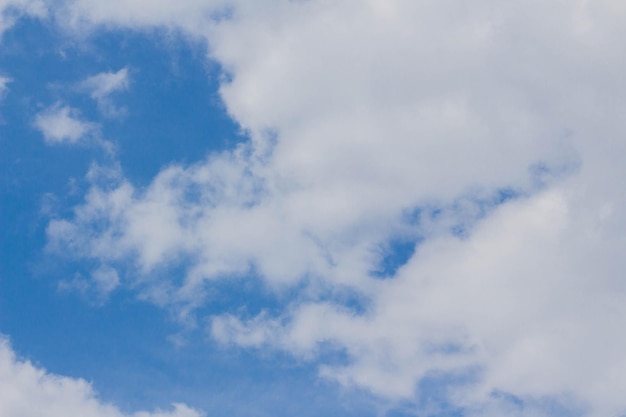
[213,182,626,416]
[40,0,626,416]
[0,337,203,417]
[34,103,96,145]
[79,68,130,117]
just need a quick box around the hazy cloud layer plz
[31,0,626,416]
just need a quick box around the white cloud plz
[91,264,120,295]
[34,103,96,145]
[0,0,46,36]
[79,68,130,117]
[59,265,120,303]
[0,76,9,123]
[0,337,204,417]
[212,182,626,416]
[41,0,626,416]
[54,0,229,34]
[0,75,9,99]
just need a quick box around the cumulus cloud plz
[212,183,626,416]
[34,103,96,145]
[0,337,204,417]
[40,0,626,416]
[79,68,130,117]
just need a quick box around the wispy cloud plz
[0,0,47,37]
[0,75,9,99]
[33,103,96,145]
[0,75,9,123]
[79,67,130,117]
[58,264,120,304]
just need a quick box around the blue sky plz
[0,17,377,417]
[1,2,626,417]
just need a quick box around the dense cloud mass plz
[4,0,626,416]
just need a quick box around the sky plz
[1,1,626,416]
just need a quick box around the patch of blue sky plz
[446,187,520,238]
[189,262,371,323]
[3,13,569,417]
[0,16,412,417]
[371,186,521,279]
[1,15,244,178]
[529,157,581,190]
[91,34,245,185]
[377,370,474,417]
[488,390,587,417]
[371,237,419,279]
[93,335,381,417]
